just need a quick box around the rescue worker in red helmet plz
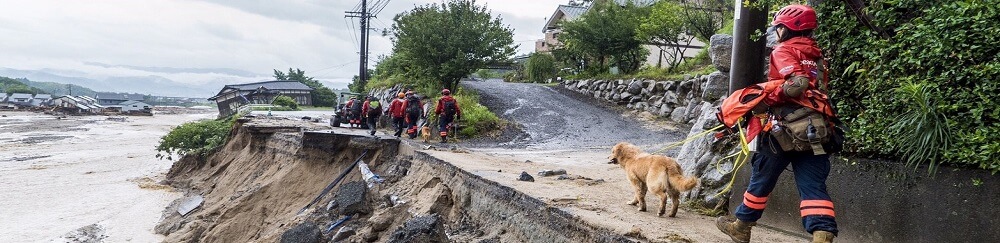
[716,5,838,243]
[387,92,407,137]
[434,88,461,143]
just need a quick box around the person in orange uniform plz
[433,89,461,143]
[716,4,839,243]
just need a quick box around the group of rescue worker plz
[342,88,461,143]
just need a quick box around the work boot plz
[716,215,754,243]
[812,230,835,243]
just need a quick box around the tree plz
[390,0,516,92]
[637,0,694,70]
[348,69,373,93]
[272,95,299,110]
[560,0,648,74]
[679,0,731,42]
[273,68,337,107]
[525,53,556,83]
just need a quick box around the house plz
[96,92,143,106]
[120,100,152,114]
[208,80,314,118]
[536,0,704,69]
[0,93,10,109]
[31,94,52,107]
[51,95,104,114]
[7,93,34,108]
[536,4,589,53]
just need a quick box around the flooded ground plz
[0,111,213,242]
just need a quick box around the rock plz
[336,181,370,216]
[648,95,663,106]
[332,226,356,242]
[663,91,679,105]
[683,74,693,80]
[627,81,643,95]
[280,222,322,243]
[658,105,674,117]
[670,107,688,123]
[620,92,632,101]
[686,101,705,121]
[576,80,590,90]
[538,169,567,177]
[59,224,107,243]
[635,102,648,110]
[517,172,534,182]
[612,93,622,102]
[593,91,602,99]
[388,214,447,243]
[677,80,695,100]
[599,83,608,91]
[713,39,735,65]
[524,160,532,163]
[653,82,667,93]
[663,81,677,93]
[702,71,730,102]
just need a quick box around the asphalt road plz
[463,79,683,151]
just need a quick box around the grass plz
[250,105,299,111]
[451,89,503,137]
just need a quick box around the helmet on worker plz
[772,4,817,31]
[441,89,451,95]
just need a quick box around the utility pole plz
[347,0,372,87]
[728,0,769,92]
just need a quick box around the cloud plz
[0,0,569,95]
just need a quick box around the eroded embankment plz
[157,119,632,242]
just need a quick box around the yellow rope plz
[714,118,753,198]
[651,124,725,155]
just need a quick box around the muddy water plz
[0,111,212,242]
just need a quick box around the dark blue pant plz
[406,113,420,139]
[735,136,839,235]
[391,116,405,137]
[438,115,454,138]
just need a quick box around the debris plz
[331,226,356,242]
[518,172,535,182]
[324,215,353,233]
[58,224,107,243]
[177,195,204,216]
[301,116,312,120]
[537,169,567,177]
[280,222,322,243]
[358,161,384,188]
[388,214,447,243]
[524,160,532,163]
[336,181,370,216]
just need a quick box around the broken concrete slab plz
[280,222,322,243]
[336,181,370,216]
[177,195,203,216]
[387,214,447,243]
[517,172,534,182]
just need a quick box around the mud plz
[159,118,634,242]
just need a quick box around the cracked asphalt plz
[462,79,684,151]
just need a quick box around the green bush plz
[272,95,299,110]
[526,53,557,83]
[423,89,502,138]
[816,1,1000,173]
[156,117,235,160]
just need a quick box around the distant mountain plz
[18,78,97,97]
[1,77,47,95]
[0,68,219,97]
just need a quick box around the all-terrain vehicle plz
[330,92,367,129]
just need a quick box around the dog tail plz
[668,167,698,192]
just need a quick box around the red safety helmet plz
[441,89,451,95]
[772,5,817,31]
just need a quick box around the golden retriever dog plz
[421,126,432,143]
[609,142,698,217]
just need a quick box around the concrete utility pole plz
[347,0,372,86]
[728,0,769,92]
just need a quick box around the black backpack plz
[406,97,421,116]
[351,100,363,114]
[442,99,457,117]
[367,100,382,117]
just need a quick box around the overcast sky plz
[0,0,568,93]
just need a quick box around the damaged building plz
[208,80,314,118]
